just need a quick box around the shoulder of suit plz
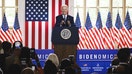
[67,15,73,18]
[56,15,62,17]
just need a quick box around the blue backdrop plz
[33,50,118,74]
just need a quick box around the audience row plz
[0,41,81,74]
[107,48,132,74]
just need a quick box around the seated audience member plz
[30,48,43,74]
[68,55,82,74]
[107,57,120,74]
[114,48,131,74]
[21,67,34,74]
[6,41,22,70]
[20,47,31,69]
[43,53,59,74]
[6,64,22,74]
[1,41,12,57]
[59,58,76,74]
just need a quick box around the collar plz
[119,62,128,65]
[62,15,67,18]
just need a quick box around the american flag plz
[123,11,132,48]
[12,13,22,43]
[25,0,69,49]
[0,14,13,43]
[84,12,95,49]
[95,12,105,49]
[114,13,126,48]
[102,12,114,49]
[75,12,86,49]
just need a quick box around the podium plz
[52,26,79,62]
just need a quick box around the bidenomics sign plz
[76,50,118,74]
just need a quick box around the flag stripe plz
[38,22,42,49]
[32,22,35,48]
[35,22,39,49]
[45,22,48,49]
[59,0,62,14]
[25,21,29,47]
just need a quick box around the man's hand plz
[67,20,71,26]
[60,20,65,25]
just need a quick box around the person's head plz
[1,41,11,54]
[21,67,34,74]
[20,47,30,59]
[112,58,119,66]
[13,41,23,50]
[12,41,23,56]
[117,48,130,62]
[46,53,59,67]
[60,58,71,69]
[61,5,68,15]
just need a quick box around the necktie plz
[64,15,66,21]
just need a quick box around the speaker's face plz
[61,6,68,15]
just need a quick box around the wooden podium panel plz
[54,44,77,62]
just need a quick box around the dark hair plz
[20,47,30,59]
[13,41,23,50]
[112,58,119,65]
[117,48,130,62]
[1,41,11,51]
[60,58,71,69]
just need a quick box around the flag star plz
[31,7,33,9]
[45,18,47,20]
[31,18,33,20]
[36,12,38,14]
[31,12,33,14]
[43,15,45,17]
[36,18,38,20]
[40,7,43,9]
[45,1,47,4]
[43,10,45,12]
[26,12,29,14]
[31,1,33,4]
[36,1,38,4]
[38,9,40,12]
[29,4,31,6]
[33,9,36,12]
[33,4,36,6]
[38,15,40,17]
[40,12,43,14]
[45,12,47,14]
[41,1,43,4]
[43,4,45,6]
[26,7,29,9]
[40,18,43,20]
[29,9,31,12]
[26,18,29,20]
[26,1,29,4]
[45,7,47,9]
[38,4,40,6]
[33,15,36,17]
[36,7,38,9]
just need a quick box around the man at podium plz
[53,5,77,63]
[55,5,75,27]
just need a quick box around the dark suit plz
[55,15,75,27]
